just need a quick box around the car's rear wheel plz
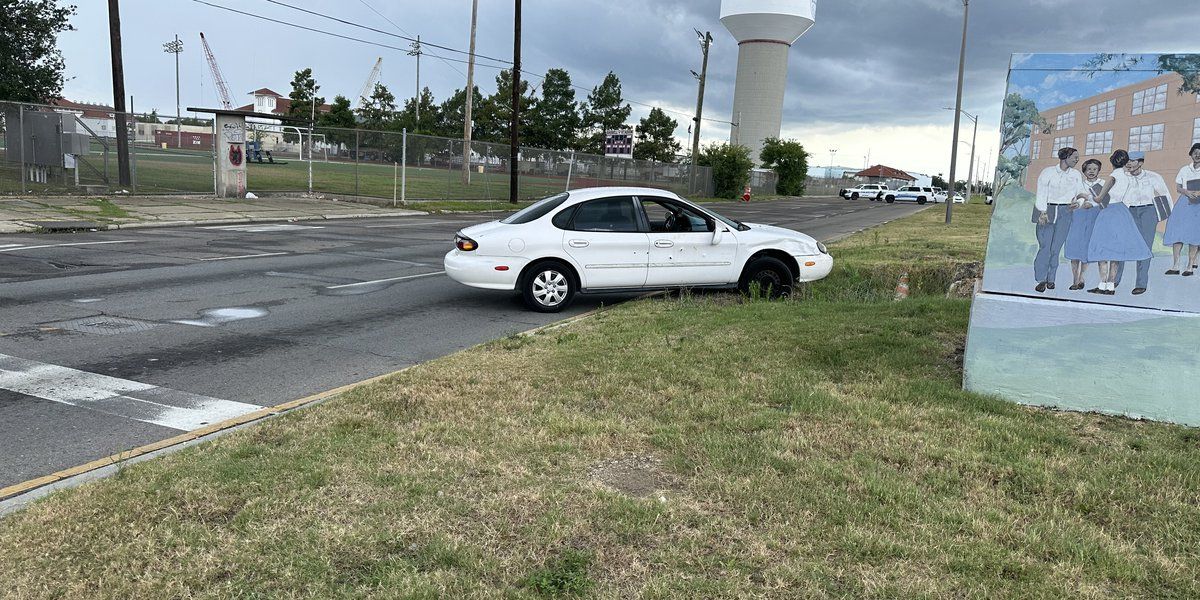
[917,196,927,205]
[739,256,794,299]
[522,261,576,312]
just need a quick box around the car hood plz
[740,222,821,253]
[743,222,816,242]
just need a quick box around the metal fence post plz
[565,151,574,191]
[17,105,27,193]
[354,129,360,199]
[400,128,407,206]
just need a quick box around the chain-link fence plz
[1,99,774,203]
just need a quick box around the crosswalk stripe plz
[0,353,261,431]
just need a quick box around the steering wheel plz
[663,212,679,232]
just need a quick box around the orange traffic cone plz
[894,272,910,301]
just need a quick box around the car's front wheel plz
[739,256,794,298]
[522,261,576,312]
[885,195,895,203]
[851,192,859,200]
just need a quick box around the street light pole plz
[308,79,315,196]
[945,0,970,223]
[828,148,837,180]
[163,35,184,149]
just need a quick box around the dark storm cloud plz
[57,0,1200,138]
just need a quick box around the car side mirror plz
[711,226,723,245]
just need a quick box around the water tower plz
[720,0,816,164]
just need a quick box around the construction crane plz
[356,57,383,110]
[199,32,234,109]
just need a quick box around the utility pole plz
[829,149,837,180]
[945,0,970,224]
[308,78,316,195]
[944,106,977,203]
[407,36,422,126]
[163,35,184,149]
[689,30,712,195]
[462,0,478,184]
[107,0,131,186]
[509,0,521,204]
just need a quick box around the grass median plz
[2,203,1198,598]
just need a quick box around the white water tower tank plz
[720,0,816,165]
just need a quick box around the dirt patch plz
[588,455,679,498]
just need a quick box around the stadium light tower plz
[720,0,816,165]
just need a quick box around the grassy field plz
[3,204,1196,598]
[0,145,696,202]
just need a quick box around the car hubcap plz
[532,270,568,306]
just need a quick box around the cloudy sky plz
[56,0,1200,177]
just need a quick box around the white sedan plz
[444,187,833,312]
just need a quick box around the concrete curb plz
[0,210,433,234]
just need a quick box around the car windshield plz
[500,192,570,224]
[699,205,749,231]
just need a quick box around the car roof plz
[561,186,684,205]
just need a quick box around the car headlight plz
[817,242,828,254]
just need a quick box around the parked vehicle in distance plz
[883,186,937,205]
[444,187,833,312]
[839,183,889,201]
[933,188,966,204]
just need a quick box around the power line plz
[190,0,733,127]
[357,0,465,79]
[264,0,512,65]
[189,1,510,70]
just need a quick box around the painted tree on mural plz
[994,92,1047,197]
[1082,53,1200,95]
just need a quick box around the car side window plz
[569,197,641,232]
[638,197,712,233]
[551,205,577,229]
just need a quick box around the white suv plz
[839,184,888,201]
[444,187,833,312]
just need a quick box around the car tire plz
[851,192,859,200]
[885,195,895,203]
[521,261,576,313]
[917,197,927,205]
[739,256,794,299]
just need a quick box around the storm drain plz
[48,316,160,335]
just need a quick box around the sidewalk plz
[0,195,426,234]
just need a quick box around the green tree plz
[698,142,753,199]
[284,68,323,142]
[398,87,439,134]
[475,69,535,144]
[134,109,160,124]
[931,174,948,189]
[525,68,578,150]
[633,107,681,162]
[578,71,631,154]
[356,82,396,130]
[0,0,76,103]
[318,94,356,148]
[433,86,485,139]
[758,138,809,196]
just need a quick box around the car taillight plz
[455,234,477,252]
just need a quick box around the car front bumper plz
[444,250,528,290]
[794,252,833,282]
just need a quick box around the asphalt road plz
[0,196,927,489]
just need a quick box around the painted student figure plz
[1162,142,1200,276]
[1032,147,1089,292]
[1064,158,1104,290]
[1103,151,1172,294]
[1087,150,1153,295]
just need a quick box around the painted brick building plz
[1026,72,1200,190]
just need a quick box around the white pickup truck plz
[838,183,889,201]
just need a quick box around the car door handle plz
[654,240,674,248]
[568,239,589,248]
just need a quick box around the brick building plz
[1026,72,1200,190]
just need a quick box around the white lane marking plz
[199,252,289,261]
[72,298,103,303]
[0,243,23,248]
[0,240,136,253]
[201,224,324,232]
[325,270,446,289]
[0,353,260,431]
[364,220,463,228]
